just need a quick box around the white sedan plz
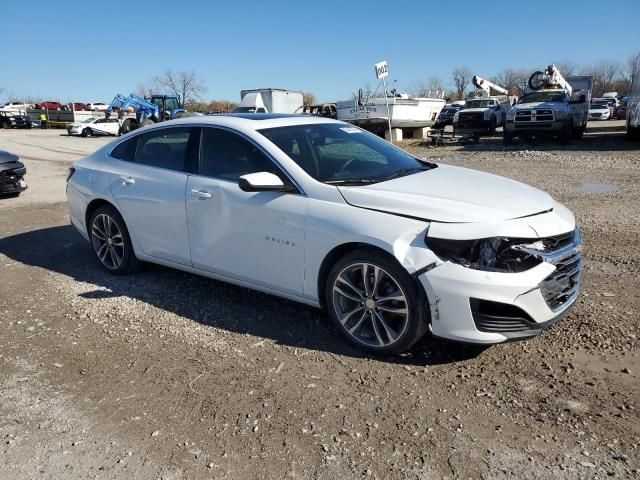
[67,117,120,137]
[66,114,582,354]
[588,104,611,120]
[86,102,109,111]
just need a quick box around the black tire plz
[503,131,513,145]
[559,120,572,144]
[627,124,640,141]
[489,117,497,135]
[89,205,138,275]
[1,121,9,129]
[325,248,429,356]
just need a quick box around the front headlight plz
[426,236,543,273]
[453,112,459,122]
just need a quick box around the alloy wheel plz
[91,214,125,270]
[332,263,409,348]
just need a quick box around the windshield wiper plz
[382,166,428,182]
[325,178,380,185]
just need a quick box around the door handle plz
[190,189,213,199]
[118,176,135,185]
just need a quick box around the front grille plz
[471,299,534,333]
[591,113,602,117]
[460,112,483,119]
[533,229,582,311]
[515,109,555,122]
[540,253,581,310]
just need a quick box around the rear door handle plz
[190,189,213,199]
[118,176,135,185]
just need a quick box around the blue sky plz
[1,0,639,104]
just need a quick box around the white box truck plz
[234,89,304,114]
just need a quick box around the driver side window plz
[199,127,283,182]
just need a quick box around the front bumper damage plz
[417,228,582,344]
[0,151,28,195]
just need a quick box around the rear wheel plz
[89,206,138,275]
[325,249,429,355]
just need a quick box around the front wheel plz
[81,128,93,137]
[503,131,513,145]
[89,206,138,275]
[325,249,429,355]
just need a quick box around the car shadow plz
[0,225,488,366]
[439,123,637,152]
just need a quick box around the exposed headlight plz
[426,236,543,273]
[453,112,459,122]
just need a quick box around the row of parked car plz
[1,101,109,111]
[0,111,41,129]
[588,96,628,121]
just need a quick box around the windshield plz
[440,108,457,114]
[82,117,97,123]
[259,123,434,184]
[591,104,607,109]
[518,91,567,104]
[464,100,495,108]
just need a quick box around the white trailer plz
[234,89,304,114]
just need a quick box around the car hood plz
[459,107,490,114]
[337,164,555,223]
[0,150,19,164]
[514,101,566,110]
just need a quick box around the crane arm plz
[472,76,509,96]
[545,65,572,96]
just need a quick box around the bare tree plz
[452,67,472,99]
[303,92,316,106]
[582,60,623,96]
[409,76,445,97]
[490,68,530,95]
[552,61,579,76]
[209,99,237,112]
[151,69,208,105]
[135,83,153,98]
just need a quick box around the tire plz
[627,124,640,142]
[489,117,497,135]
[325,248,429,355]
[82,128,93,138]
[1,122,8,129]
[559,121,572,144]
[89,205,138,275]
[139,119,155,128]
[503,131,513,145]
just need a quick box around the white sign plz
[374,61,389,80]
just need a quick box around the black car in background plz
[432,105,462,129]
[0,150,27,196]
[0,111,41,129]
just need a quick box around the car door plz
[186,126,307,295]
[109,126,198,266]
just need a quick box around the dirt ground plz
[0,123,638,480]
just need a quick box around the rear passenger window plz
[200,127,283,181]
[111,137,137,162]
[135,127,194,172]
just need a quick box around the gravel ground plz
[0,123,638,480]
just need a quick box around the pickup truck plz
[503,76,593,145]
[453,97,510,134]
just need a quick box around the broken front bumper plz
[0,161,27,195]
[417,230,582,344]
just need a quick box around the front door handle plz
[118,175,135,185]
[190,189,213,199]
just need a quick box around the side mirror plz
[238,172,286,192]
[570,94,586,105]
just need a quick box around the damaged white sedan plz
[66,114,581,355]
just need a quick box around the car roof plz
[140,113,345,132]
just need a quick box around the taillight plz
[66,167,76,182]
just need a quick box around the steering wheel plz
[338,157,359,174]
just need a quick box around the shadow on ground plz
[425,123,639,152]
[0,225,487,366]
